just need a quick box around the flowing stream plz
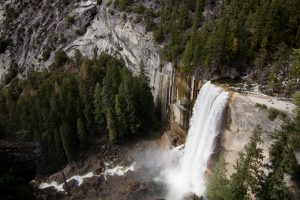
[164,81,229,199]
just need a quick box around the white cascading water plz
[164,81,229,200]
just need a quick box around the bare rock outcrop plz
[222,92,292,175]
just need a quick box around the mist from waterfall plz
[162,81,229,199]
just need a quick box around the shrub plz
[76,28,86,36]
[54,50,68,67]
[154,26,164,43]
[42,48,52,61]
[4,63,18,84]
[268,108,280,121]
[134,4,146,14]
[255,103,268,110]
[59,34,67,43]
[114,0,132,11]
[66,15,75,26]
[145,17,155,32]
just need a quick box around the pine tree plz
[207,156,229,200]
[228,125,265,199]
[79,59,89,81]
[79,82,94,135]
[137,62,155,130]
[54,128,66,164]
[263,167,290,200]
[93,83,102,120]
[60,122,76,161]
[107,108,118,143]
[73,49,82,67]
[254,36,268,72]
[101,63,121,113]
[116,68,141,136]
[289,48,300,83]
[77,118,87,149]
[54,49,68,67]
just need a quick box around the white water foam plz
[39,162,136,192]
[162,81,229,200]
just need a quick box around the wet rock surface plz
[34,137,164,200]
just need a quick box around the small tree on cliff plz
[228,125,265,199]
[136,62,155,129]
[208,125,265,199]
[207,156,229,200]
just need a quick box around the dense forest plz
[151,0,300,95]
[1,0,299,95]
[120,0,300,96]
[207,93,300,200]
[0,0,300,199]
[104,0,300,95]
[0,51,156,173]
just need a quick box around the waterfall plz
[165,81,229,200]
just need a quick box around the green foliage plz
[207,156,229,200]
[263,167,290,200]
[229,125,265,199]
[284,48,300,95]
[76,28,86,36]
[156,0,300,90]
[154,25,164,43]
[66,15,75,26]
[4,63,18,85]
[255,103,268,110]
[0,52,156,173]
[60,122,77,161]
[268,108,287,121]
[54,49,68,67]
[260,119,299,199]
[208,126,266,199]
[209,97,300,199]
[101,61,155,143]
[114,0,133,11]
[134,4,146,14]
[294,92,300,132]
[77,118,87,149]
[93,83,105,127]
[255,103,287,121]
[42,47,52,61]
[145,17,155,32]
[291,49,300,79]
[107,108,118,143]
[268,108,280,121]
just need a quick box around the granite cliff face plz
[0,0,174,118]
[222,93,295,175]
